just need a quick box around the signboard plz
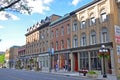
[51,48,54,55]
[48,48,54,55]
[117,46,120,55]
[115,25,120,43]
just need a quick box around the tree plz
[0,54,5,64]
[0,0,53,20]
[0,0,33,14]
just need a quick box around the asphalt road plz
[0,68,91,80]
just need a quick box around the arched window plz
[61,40,64,50]
[73,35,78,48]
[80,33,87,46]
[101,27,108,43]
[67,38,70,49]
[72,20,78,31]
[90,13,96,26]
[100,9,107,22]
[90,30,96,45]
[56,29,59,37]
[56,41,58,50]
[80,17,86,29]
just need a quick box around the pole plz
[49,52,51,72]
[103,54,107,78]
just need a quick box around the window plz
[90,31,96,45]
[73,36,78,48]
[46,41,48,48]
[56,29,59,37]
[67,39,70,49]
[90,51,101,70]
[80,51,89,69]
[41,33,44,39]
[101,28,108,43]
[72,21,78,31]
[81,33,86,46]
[101,12,107,22]
[67,24,70,34]
[56,41,58,50]
[51,42,54,48]
[51,31,54,39]
[81,21,86,29]
[90,17,96,26]
[61,27,64,36]
[61,40,64,50]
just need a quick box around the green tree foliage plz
[0,54,5,64]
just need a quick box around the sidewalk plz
[49,70,118,80]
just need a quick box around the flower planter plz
[87,71,98,79]
[87,74,98,78]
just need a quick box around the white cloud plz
[72,0,82,6]
[27,0,53,14]
[0,25,4,29]
[43,0,53,5]
[0,11,19,21]
[0,0,54,21]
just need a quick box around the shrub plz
[87,71,97,75]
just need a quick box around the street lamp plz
[98,45,109,78]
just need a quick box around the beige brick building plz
[69,0,120,76]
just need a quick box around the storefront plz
[70,43,113,74]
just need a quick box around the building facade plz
[20,0,120,77]
[69,0,120,76]
[50,14,71,71]
[5,46,19,68]
[23,14,61,71]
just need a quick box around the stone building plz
[69,0,120,76]
[24,14,61,71]
[5,46,19,68]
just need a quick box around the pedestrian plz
[56,64,58,72]
[68,64,71,71]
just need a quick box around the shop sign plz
[117,46,120,55]
[115,25,120,43]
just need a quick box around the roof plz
[70,0,101,15]
[50,13,70,26]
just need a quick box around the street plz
[0,68,91,80]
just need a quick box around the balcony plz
[116,0,120,8]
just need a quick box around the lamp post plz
[48,48,54,72]
[98,45,109,78]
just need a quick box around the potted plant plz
[117,76,120,80]
[87,70,98,78]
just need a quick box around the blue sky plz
[0,0,92,51]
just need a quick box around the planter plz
[87,71,98,78]
[87,74,98,78]
[117,76,120,80]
